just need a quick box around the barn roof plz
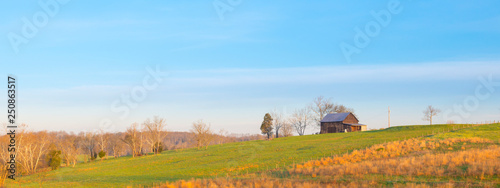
[321,112,353,122]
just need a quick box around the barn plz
[320,112,367,134]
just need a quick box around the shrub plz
[98,150,106,160]
[47,150,62,170]
[153,142,164,154]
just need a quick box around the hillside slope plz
[7,123,498,187]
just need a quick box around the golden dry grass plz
[155,178,490,188]
[292,145,500,178]
[154,137,499,188]
[155,177,499,188]
[295,137,492,169]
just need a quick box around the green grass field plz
[433,123,500,140]
[6,123,499,187]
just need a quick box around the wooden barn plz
[320,112,367,134]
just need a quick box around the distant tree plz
[96,129,109,161]
[121,123,140,157]
[310,96,356,127]
[108,133,125,158]
[191,120,214,149]
[143,116,168,155]
[423,105,441,125]
[270,110,284,138]
[310,96,335,127]
[290,108,311,136]
[332,104,355,115]
[153,142,164,153]
[17,126,51,174]
[80,132,97,162]
[138,130,144,156]
[98,150,106,160]
[60,134,79,167]
[217,129,229,144]
[281,121,294,137]
[47,144,62,170]
[260,113,274,139]
[0,125,12,184]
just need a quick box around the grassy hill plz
[7,123,499,187]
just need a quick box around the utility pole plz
[388,106,391,128]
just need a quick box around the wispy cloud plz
[51,19,160,30]
[20,61,500,102]
[170,61,500,87]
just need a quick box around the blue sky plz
[1,0,500,134]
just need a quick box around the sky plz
[1,0,500,134]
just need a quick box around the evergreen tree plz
[47,149,62,170]
[260,113,274,139]
[98,150,106,160]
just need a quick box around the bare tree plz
[190,120,214,149]
[281,121,294,137]
[108,133,125,158]
[333,104,355,115]
[270,110,284,138]
[310,96,334,127]
[121,123,140,157]
[139,130,145,155]
[217,129,228,144]
[310,96,356,127]
[60,134,79,167]
[0,135,10,185]
[143,129,154,153]
[17,127,51,174]
[0,124,17,182]
[96,129,109,160]
[290,108,311,136]
[423,105,441,125]
[142,116,168,155]
[80,132,97,162]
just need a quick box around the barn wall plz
[342,114,359,124]
[351,126,362,132]
[343,124,352,132]
[321,122,351,133]
[349,125,367,132]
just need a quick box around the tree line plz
[0,116,263,177]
